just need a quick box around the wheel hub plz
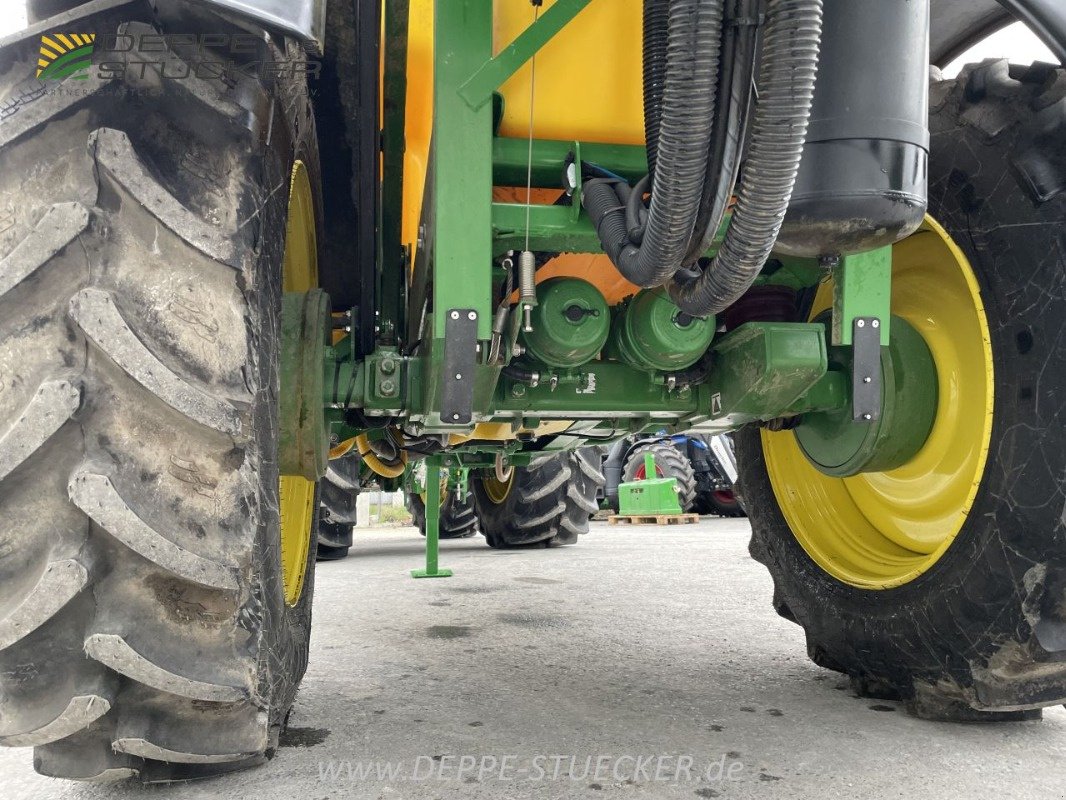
[795,315,938,478]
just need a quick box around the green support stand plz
[412,456,453,578]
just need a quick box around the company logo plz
[37,33,96,80]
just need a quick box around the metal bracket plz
[831,247,892,347]
[851,317,883,422]
[441,310,478,425]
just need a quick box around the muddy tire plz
[738,60,1066,720]
[693,489,745,518]
[406,490,478,539]
[315,543,350,561]
[317,454,359,561]
[622,442,697,511]
[0,2,321,781]
[472,450,604,548]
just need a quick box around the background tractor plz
[602,432,745,517]
[1,0,1065,784]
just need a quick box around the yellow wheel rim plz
[762,216,994,589]
[279,161,318,606]
[420,474,449,508]
[481,471,514,505]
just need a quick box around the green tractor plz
[1,0,1065,782]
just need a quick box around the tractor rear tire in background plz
[693,489,746,518]
[472,450,605,548]
[407,490,478,539]
[738,61,1066,720]
[0,2,321,780]
[622,442,697,512]
[316,453,360,561]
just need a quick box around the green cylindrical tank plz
[520,278,610,369]
[609,288,716,372]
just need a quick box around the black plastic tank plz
[776,0,930,258]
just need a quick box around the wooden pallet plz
[607,513,700,526]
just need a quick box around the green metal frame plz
[493,137,648,186]
[431,0,495,343]
[378,0,412,345]
[313,0,930,486]
[832,247,892,346]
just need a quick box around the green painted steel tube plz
[492,137,649,187]
[432,0,493,341]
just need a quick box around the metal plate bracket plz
[852,317,883,422]
[442,310,478,425]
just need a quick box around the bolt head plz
[455,373,462,380]
[862,413,873,420]
[452,413,460,421]
[450,311,460,320]
[863,376,872,384]
[468,311,477,321]
[857,319,866,328]
[872,319,880,328]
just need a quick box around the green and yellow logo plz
[36,33,96,80]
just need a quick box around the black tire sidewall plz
[250,40,324,736]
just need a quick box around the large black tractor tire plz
[622,442,697,511]
[316,454,360,561]
[406,490,478,539]
[693,489,746,518]
[472,449,605,548]
[738,60,1066,720]
[0,2,321,781]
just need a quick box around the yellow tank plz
[493,0,645,144]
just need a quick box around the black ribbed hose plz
[682,10,759,265]
[642,0,669,180]
[669,0,824,316]
[582,0,723,289]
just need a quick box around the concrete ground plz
[4,519,1066,799]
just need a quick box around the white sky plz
[1,4,26,37]
[944,21,1056,76]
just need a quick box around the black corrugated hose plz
[682,3,760,265]
[582,0,723,289]
[642,0,669,181]
[668,0,823,316]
